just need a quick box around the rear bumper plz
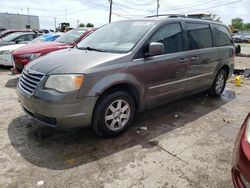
[17,85,98,128]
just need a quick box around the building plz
[0,13,39,29]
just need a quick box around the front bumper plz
[232,118,250,188]
[17,85,98,128]
[0,53,13,66]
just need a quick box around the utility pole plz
[156,0,160,17]
[54,17,57,31]
[109,0,113,23]
[65,5,67,22]
[77,20,79,27]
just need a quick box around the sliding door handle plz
[191,56,199,61]
[179,58,188,63]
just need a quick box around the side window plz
[186,23,212,50]
[150,23,184,54]
[212,24,232,47]
[18,34,34,41]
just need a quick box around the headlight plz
[45,74,84,92]
[246,116,250,144]
[0,50,11,55]
[19,53,41,60]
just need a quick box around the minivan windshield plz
[77,21,154,53]
[55,29,86,44]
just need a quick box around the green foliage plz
[244,23,250,30]
[79,23,85,27]
[231,18,244,30]
[86,23,94,27]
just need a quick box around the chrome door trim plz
[149,72,213,90]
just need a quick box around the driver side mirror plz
[148,42,164,56]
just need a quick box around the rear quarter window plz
[212,24,232,47]
[186,23,212,50]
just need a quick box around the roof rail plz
[187,14,213,20]
[145,14,186,18]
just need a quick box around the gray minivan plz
[17,16,234,137]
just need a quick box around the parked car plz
[232,113,250,188]
[29,33,62,44]
[233,35,243,43]
[243,35,250,43]
[0,44,26,66]
[0,26,6,33]
[0,32,39,47]
[0,29,33,38]
[12,28,96,72]
[16,17,234,137]
[0,33,62,67]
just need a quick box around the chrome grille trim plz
[19,68,45,95]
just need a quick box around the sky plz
[0,0,249,29]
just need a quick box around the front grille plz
[19,68,44,95]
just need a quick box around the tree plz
[231,18,244,30]
[244,23,250,30]
[79,23,85,27]
[86,23,94,27]
[208,13,221,22]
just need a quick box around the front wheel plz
[92,91,135,138]
[209,69,227,97]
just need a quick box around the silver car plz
[17,17,234,137]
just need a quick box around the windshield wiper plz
[77,46,107,52]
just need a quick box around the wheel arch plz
[95,82,142,111]
[219,64,230,78]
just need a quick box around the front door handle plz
[191,56,199,61]
[179,58,188,63]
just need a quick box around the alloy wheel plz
[104,99,131,131]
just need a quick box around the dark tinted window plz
[186,23,212,50]
[150,23,184,54]
[17,34,35,41]
[212,24,232,46]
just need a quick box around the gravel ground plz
[0,56,249,188]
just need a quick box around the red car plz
[232,112,250,188]
[0,29,33,38]
[12,28,95,73]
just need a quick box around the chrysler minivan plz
[16,16,234,137]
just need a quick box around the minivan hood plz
[27,48,128,74]
[13,42,72,55]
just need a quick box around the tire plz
[209,69,227,97]
[92,91,136,138]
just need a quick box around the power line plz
[46,4,108,17]
[159,0,184,14]
[113,3,154,17]
[160,0,218,11]
[187,0,242,13]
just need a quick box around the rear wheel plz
[209,69,227,97]
[92,91,135,138]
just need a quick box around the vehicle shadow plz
[5,77,19,88]
[8,90,236,170]
[0,65,12,73]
